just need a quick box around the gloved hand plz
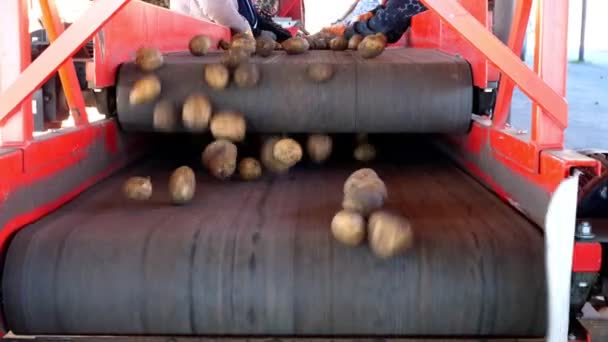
[321,25,347,37]
[257,16,292,42]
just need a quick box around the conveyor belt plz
[2,143,545,337]
[116,49,473,133]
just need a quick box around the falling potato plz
[307,134,333,163]
[329,36,348,51]
[368,211,414,258]
[343,170,387,215]
[129,75,161,105]
[222,47,250,69]
[182,94,212,132]
[234,63,260,88]
[354,143,377,162]
[348,34,364,50]
[358,34,386,59]
[282,36,310,55]
[202,139,238,180]
[256,36,275,57]
[273,138,303,168]
[231,35,257,56]
[239,157,262,181]
[123,176,153,201]
[168,166,196,205]
[189,34,212,56]
[343,168,380,194]
[135,47,163,71]
[153,100,176,131]
[307,63,334,83]
[210,111,246,142]
[331,210,366,246]
[204,63,230,90]
[261,137,291,173]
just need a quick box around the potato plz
[123,176,153,201]
[368,211,414,258]
[153,100,176,131]
[331,210,366,246]
[168,166,196,205]
[358,35,386,59]
[315,38,329,50]
[256,36,275,57]
[343,172,387,215]
[373,33,388,44]
[234,63,260,88]
[135,47,163,71]
[273,138,303,167]
[129,75,161,105]
[231,36,256,56]
[329,36,348,51]
[354,143,376,162]
[219,39,231,50]
[261,137,291,173]
[189,34,212,56]
[343,168,380,194]
[275,42,283,50]
[210,111,246,142]
[307,134,332,163]
[182,94,212,131]
[239,157,262,181]
[348,34,364,50]
[222,47,250,69]
[204,63,230,90]
[282,36,309,55]
[307,63,334,83]
[202,139,238,180]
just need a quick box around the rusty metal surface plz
[3,141,544,337]
[115,49,473,133]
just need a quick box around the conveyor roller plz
[2,144,545,337]
[116,49,473,133]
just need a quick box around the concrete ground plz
[509,51,608,150]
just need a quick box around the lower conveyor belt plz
[2,142,545,337]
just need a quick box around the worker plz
[323,0,428,44]
[170,0,292,42]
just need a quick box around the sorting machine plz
[1,0,608,341]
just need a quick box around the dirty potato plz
[129,75,161,105]
[189,34,212,56]
[273,138,303,167]
[202,139,238,180]
[153,100,176,131]
[222,47,250,69]
[368,211,414,258]
[343,171,387,215]
[123,176,153,201]
[234,63,260,88]
[239,157,262,181]
[329,36,348,51]
[168,166,196,205]
[261,137,291,173]
[331,209,366,246]
[256,36,275,57]
[307,63,334,83]
[348,34,364,50]
[204,63,230,90]
[135,47,163,71]
[182,94,212,132]
[306,134,333,163]
[354,143,376,162]
[210,111,246,142]
[219,39,231,50]
[282,36,309,55]
[358,35,386,59]
[231,36,257,56]
[343,168,380,194]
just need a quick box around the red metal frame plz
[572,242,602,273]
[278,0,303,21]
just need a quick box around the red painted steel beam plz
[39,0,89,126]
[420,0,567,130]
[493,0,533,128]
[0,0,33,146]
[530,0,568,146]
[0,0,132,125]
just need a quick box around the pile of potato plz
[331,168,414,259]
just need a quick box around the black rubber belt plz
[115,49,473,133]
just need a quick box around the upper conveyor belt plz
[116,49,473,133]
